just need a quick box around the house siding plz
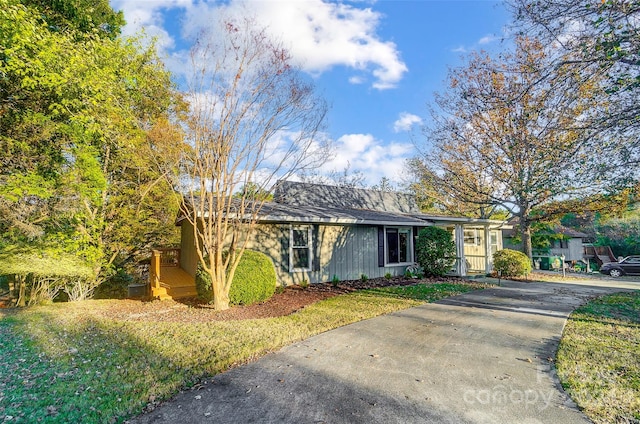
[179,221,412,287]
[550,238,584,262]
[180,222,198,278]
[247,224,410,286]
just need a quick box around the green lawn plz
[0,281,489,423]
[556,291,640,423]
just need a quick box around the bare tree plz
[299,162,366,189]
[181,17,330,310]
[414,37,616,259]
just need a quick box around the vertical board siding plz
[180,222,198,278]
[180,222,411,287]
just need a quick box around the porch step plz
[167,285,198,299]
[151,286,172,301]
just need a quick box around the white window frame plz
[290,225,313,272]
[385,226,413,266]
[490,230,499,255]
[464,229,481,246]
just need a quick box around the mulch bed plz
[1,276,469,323]
[96,276,467,323]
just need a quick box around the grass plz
[0,281,490,423]
[556,291,640,424]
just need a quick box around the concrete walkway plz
[130,277,639,424]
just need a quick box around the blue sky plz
[111,0,512,187]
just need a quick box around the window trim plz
[289,225,313,272]
[463,229,481,246]
[384,226,414,266]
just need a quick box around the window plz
[386,227,412,264]
[490,231,499,255]
[555,239,569,249]
[290,225,312,271]
[464,229,481,246]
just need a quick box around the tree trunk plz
[212,278,230,311]
[520,220,533,261]
[16,275,26,307]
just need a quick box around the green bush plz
[331,274,340,287]
[196,250,277,305]
[94,268,133,299]
[415,227,456,277]
[493,249,532,277]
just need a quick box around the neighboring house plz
[151,181,507,299]
[546,226,589,262]
[503,224,589,269]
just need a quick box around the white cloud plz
[393,112,422,133]
[478,34,498,45]
[112,0,407,90]
[319,133,413,185]
[450,32,501,53]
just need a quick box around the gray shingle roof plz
[274,180,420,214]
[178,181,508,228]
[258,201,428,226]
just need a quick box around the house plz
[150,181,508,299]
[502,224,589,270]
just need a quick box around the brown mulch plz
[0,276,472,323]
[92,276,467,323]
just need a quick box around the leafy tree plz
[415,227,456,277]
[0,0,183,294]
[407,158,504,218]
[234,183,273,201]
[413,37,624,259]
[180,17,329,310]
[510,0,640,163]
[595,218,640,258]
[21,0,124,39]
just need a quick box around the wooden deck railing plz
[150,248,181,292]
[583,245,617,265]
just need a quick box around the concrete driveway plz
[129,277,639,424]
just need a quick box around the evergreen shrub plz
[493,249,532,277]
[415,227,456,277]
[196,250,276,305]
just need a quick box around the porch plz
[149,248,196,300]
[444,223,504,277]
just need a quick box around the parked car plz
[599,256,640,277]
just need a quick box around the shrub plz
[493,249,532,277]
[94,268,133,299]
[384,272,392,280]
[196,250,277,305]
[360,274,368,282]
[230,250,276,305]
[195,264,214,302]
[331,275,340,287]
[415,227,456,277]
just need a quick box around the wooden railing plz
[157,248,180,267]
[149,248,181,292]
[583,245,617,265]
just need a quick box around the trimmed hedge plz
[415,227,456,277]
[493,249,532,277]
[196,250,277,306]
